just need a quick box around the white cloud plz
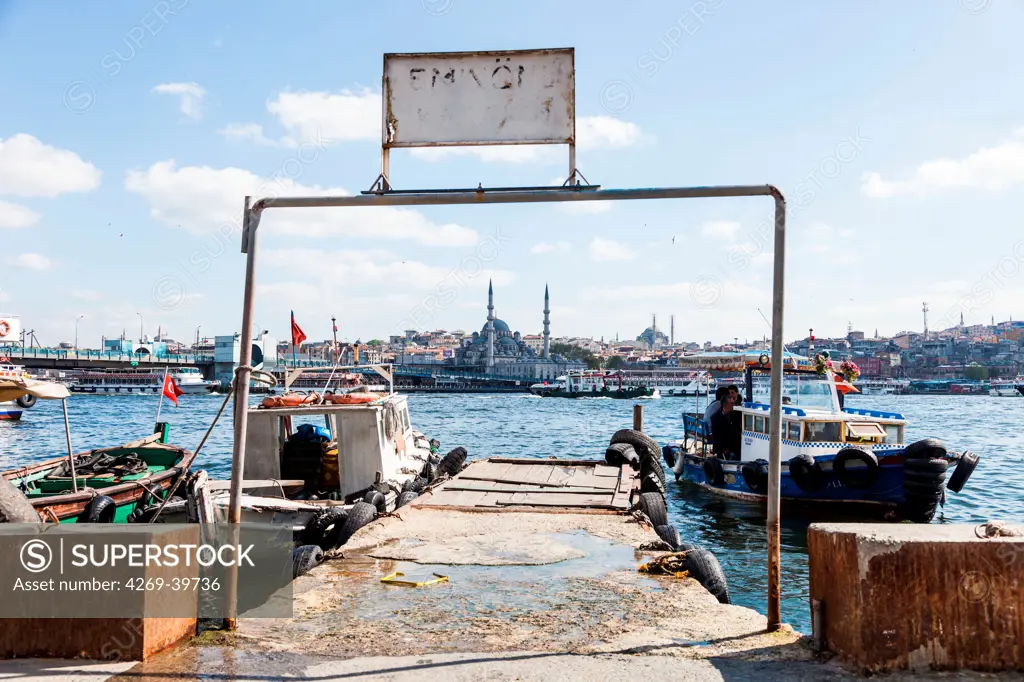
[152,82,207,120]
[267,88,379,142]
[218,123,283,147]
[0,201,40,228]
[0,134,101,197]
[699,220,741,240]
[576,116,643,150]
[124,160,479,246]
[10,253,52,270]
[531,241,571,254]
[71,289,103,301]
[589,237,634,262]
[862,129,1024,197]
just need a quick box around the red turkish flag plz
[291,310,307,348]
[163,374,184,406]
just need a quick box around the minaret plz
[486,279,495,368]
[542,284,551,359]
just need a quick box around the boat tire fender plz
[741,459,769,494]
[292,544,324,578]
[605,442,639,468]
[639,491,668,527]
[302,508,350,551]
[331,501,378,547]
[641,456,666,489]
[654,523,681,550]
[681,548,731,604]
[396,490,419,508]
[788,454,825,492]
[15,394,36,409]
[833,448,880,490]
[946,451,979,493]
[703,457,725,487]
[610,429,661,463]
[662,445,677,469]
[640,469,666,496]
[904,438,947,460]
[362,490,387,513]
[135,489,155,513]
[79,495,117,523]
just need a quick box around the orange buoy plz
[279,393,305,407]
[333,392,382,405]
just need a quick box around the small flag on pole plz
[162,373,183,406]
[291,310,307,348]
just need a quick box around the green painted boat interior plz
[10,447,185,498]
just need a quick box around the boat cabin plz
[242,393,429,501]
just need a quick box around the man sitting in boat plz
[710,392,742,460]
[703,387,729,435]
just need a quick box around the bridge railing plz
[0,347,215,364]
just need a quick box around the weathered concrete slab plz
[365,532,587,566]
[808,522,1024,673]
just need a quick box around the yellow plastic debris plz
[380,571,449,587]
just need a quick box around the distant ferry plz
[853,378,907,396]
[68,367,217,395]
[989,378,1023,397]
[529,370,659,399]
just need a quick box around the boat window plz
[743,414,754,431]
[754,416,765,433]
[787,421,801,441]
[805,422,841,442]
[846,422,885,439]
[883,424,902,444]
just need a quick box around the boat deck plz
[416,457,639,512]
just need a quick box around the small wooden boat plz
[2,433,195,523]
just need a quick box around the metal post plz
[766,191,787,631]
[61,398,78,494]
[225,196,258,630]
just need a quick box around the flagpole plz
[156,366,168,425]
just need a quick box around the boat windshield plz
[750,373,838,412]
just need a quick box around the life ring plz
[787,454,824,492]
[0,321,9,337]
[833,448,879,489]
[703,456,725,486]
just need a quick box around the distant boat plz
[0,363,46,420]
[529,370,659,399]
[989,379,1022,397]
[68,367,216,395]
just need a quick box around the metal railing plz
[0,347,215,364]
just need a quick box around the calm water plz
[3,392,1021,631]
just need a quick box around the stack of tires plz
[901,438,978,523]
[606,429,730,604]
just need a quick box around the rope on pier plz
[975,520,1024,538]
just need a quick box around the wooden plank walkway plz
[417,457,638,513]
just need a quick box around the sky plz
[1,0,1023,349]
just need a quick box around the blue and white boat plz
[661,351,980,522]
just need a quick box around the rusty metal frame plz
[230,183,788,630]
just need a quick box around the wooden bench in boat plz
[415,457,639,513]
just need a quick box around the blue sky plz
[1,0,1022,348]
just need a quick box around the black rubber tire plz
[610,429,662,462]
[833,448,880,490]
[903,458,949,475]
[301,508,350,551]
[78,495,117,523]
[639,492,668,527]
[681,548,731,604]
[135,489,155,513]
[741,460,769,494]
[331,501,378,546]
[903,493,939,523]
[903,483,944,498]
[640,469,666,496]
[420,460,436,482]
[788,454,824,492]
[703,457,725,487]
[15,394,36,409]
[129,504,168,524]
[402,477,428,494]
[662,445,677,469]
[0,477,40,523]
[655,524,681,549]
[903,469,948,485]
[677,541,700,553]
[947,451,979,493]
[292,544,324,578]
[642,455,666,488]
[605,442,640,468]
[904,438,947,460]
[396,491,419,508]
[363,490,386,513]
[437,448,466,477]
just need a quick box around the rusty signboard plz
[382,48,575,148]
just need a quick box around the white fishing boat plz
[989,379,1022,397]
[0,364,40,420]
[661,371,715,397]
[169,366,219,394]
[529,369,660,399]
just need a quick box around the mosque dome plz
[481,319,511,334]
